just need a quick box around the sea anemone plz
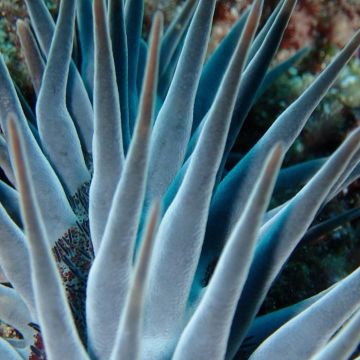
[0,0,360,359]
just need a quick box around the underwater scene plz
[0,0,359,359]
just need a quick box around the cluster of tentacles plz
[0,0,359,359]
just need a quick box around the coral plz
[0,0,360,360]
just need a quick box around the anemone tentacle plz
[0,1,359,359]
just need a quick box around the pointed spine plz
[146,0,217,204]
[24,0,94,153]
[86,13,162,359]
[8,119,89,360]
[227,128,360,357]
[159,0,198,75]
[108,0,131,150]
[36,0,90,195]
[246,0,285,63]
[192,0,284,131]
[164,0,297,213]
[311,308,360,360]
[110,202,160,360]
[125,0,144,129]
[0,60,77,243]
[144,2,262,357]
[249,266,360,360]
[196,29,360,295]
[192,7,250,128]
[77,0,95,99]
[173,145,282,360]
[89,0,125,252]
[221,0,297,168]
[16,20,45,96]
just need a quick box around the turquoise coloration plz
[0,0,359,359]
